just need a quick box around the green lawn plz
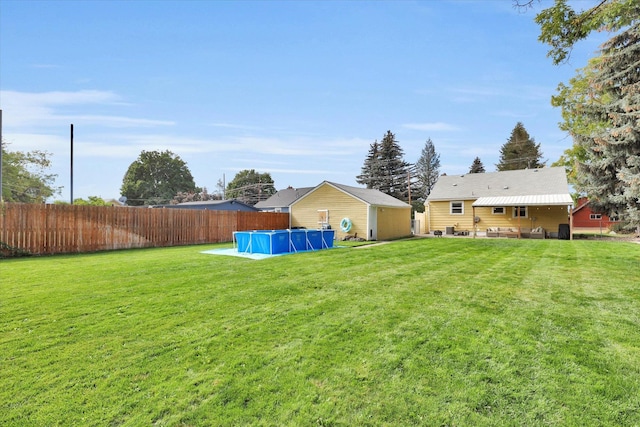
[2,239,640,426]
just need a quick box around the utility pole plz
[407,168,412,205]
[0,109,3,201]
[70,124,74,204]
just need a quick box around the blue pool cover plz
[234,229,335,254]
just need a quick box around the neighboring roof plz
[176,199,252,207]
[294,181,410,208]
[155,199,258,211]
[572,197,590,214]
[427,167,571,204]
[254,187,313,208]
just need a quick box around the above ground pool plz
[233,229,335,255]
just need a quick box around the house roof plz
[320,181,411,208]
[427,167,572,204]
[254,187,313,208]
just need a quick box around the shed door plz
[318,210,329,229]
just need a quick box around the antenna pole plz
[0,109,3,201]
[70,124,74,204]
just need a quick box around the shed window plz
[450,201,464,215]
[590,213,602,220]
[318,210,329,228]
[492,207,505,215]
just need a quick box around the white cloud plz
[0,89,173,128]
[208,122,261,131]
[1,133,68,153]
[224,166,339,175]
[3,89,121,106]
[402,122,460,132]
[50,132,366,163]
[60,115,174,127]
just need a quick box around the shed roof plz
[427,167,571,203]
[326,182,411,207]
[293,181,410,208]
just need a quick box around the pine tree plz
[356,131,412,202]
[573,25,640,233]
[469,156,486,173]
[414,138,441,200]
[356,141,384,190]
[496,122,545,171]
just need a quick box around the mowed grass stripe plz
[1,239,640,426]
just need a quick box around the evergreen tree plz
[414,138,441,201]
[469,157,486,173]
[550,59,601,186]
[570,25,640,233]
[496,122,545,171]
[356,141,384,190]
[356,131,412,202]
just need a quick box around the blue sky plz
[1,0,605,202]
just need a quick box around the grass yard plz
[2,238,640,426]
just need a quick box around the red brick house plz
[572,198,619,229]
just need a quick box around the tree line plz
[0,143,276,207]
[356,123,544,212]
[3,1,638,231]
[118,150,276,207]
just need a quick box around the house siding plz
[290,184,368,240]
[525,206,570,234]
[572,199,618,229]
[573,210,615,228]
[376,207,411,241]
[427,200,476,233]
[428,201,570,235]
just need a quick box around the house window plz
[450,201,464,215]
[590,214,602,220]
[492,207,505,215]
[513,206,527,218]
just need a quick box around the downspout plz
[569,203,574,241]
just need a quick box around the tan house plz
[290,181,411,241]
[423,167,574,239]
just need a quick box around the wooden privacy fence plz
[0,203,289,255]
